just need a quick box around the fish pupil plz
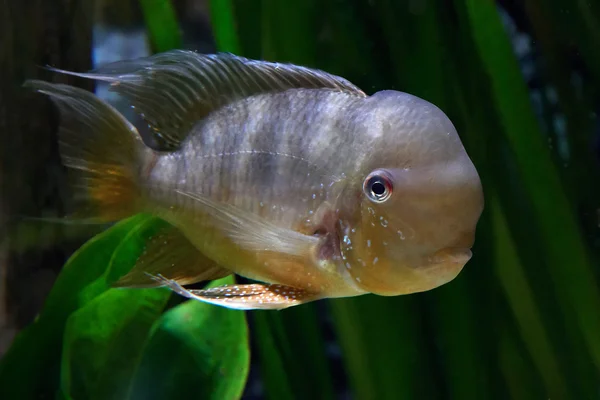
[371,181,386,196]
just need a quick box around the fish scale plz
[162,90,354,226]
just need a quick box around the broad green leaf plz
[77,215,169,305]
[0,208,250,400]
[127,276,250,400]
[40,215,153,316]
[59,287,171,400]
[55,216,172,399]
[104,216,171,285]
[0,215,152,399]
[56,215,249,399]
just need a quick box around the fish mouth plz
[412,247,472,291]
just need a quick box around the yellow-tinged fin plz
[175,189,321,257]
[149,275,322,310]
[45,50,367,149]
[113,224,230,288]
[23,80,150,222]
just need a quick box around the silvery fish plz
[25,50,484,310]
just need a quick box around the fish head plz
[338,90,484,296]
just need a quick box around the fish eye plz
[363,170,393,203]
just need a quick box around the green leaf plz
[59,287,171,400]
[462,0,600,373]
[59,275,249,400]
[0,215,151,399]
[75,216,169,305]
[251,311,295,400]
[252,305,335,400]
[127,276,250,400]
[139,0,182,52]
[212,0,261,59]
[275,305,335,400]
[498,324,545,400]
[490,194,567,398]
[1,212,250,400]
[259,1,319,66]
[329,296,436,400]
[55,215,249,399]
[103,216,171,285]
[209,0,242,54]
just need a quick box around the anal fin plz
[149,275,322,310]
[112,224,230,288]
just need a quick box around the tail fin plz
[24,80,150,222]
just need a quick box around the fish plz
[24,50,484,310]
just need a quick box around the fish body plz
[145,89,364,299]
[25,50,484,309]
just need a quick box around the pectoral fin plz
[112,224,230,288]
[149,274,322,310]
[176,189,321,258]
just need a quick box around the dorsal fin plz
[47,50,367,149]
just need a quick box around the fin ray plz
[175,189,321,257]
[149,274,321,310]
[23,80,148,222]
[46,50,366,149]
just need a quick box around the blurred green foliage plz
[139,0,182,52]
[2,0,600,399]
